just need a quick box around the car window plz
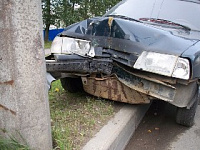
[105,0,200,31]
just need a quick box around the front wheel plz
[60,77,83,93]
[176,85,199,127]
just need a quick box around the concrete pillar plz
[0,0,52,149]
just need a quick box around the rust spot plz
[93,80,96,93]
[112,80,118,95]
[0,104,16,115]
[120,82,128,99]
[0,80,14,85]
[137,82,144,88]
[146,91,150,95]
[108,81,112,99]
[83,76,150,104]
[117,94,122,101]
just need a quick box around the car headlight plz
[50,36,63,54]
[172,58,190,80]
[134,51,190,80]
[50,36,95,57]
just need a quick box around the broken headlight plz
[50,36,95,57]
[50,36,63,54]
[172,58,190,80]
[134,51,190,80]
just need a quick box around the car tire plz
[60,77,83,93]
[176,85,199,127]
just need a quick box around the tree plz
[89,0,120,17]
[42,0,121,39]
[53,0,121,27]
[42,0,57,41]
[55,0,79,26]
[78,0,120,21]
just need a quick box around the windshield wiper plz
[139,18,191,31]
[179,0,200,4]
[106,15,141,23]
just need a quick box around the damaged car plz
[46,0,200,127]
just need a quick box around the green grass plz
[44,41,52,49]
[0,135,29,150]
[49,80,115,150]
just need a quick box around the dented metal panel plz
[117,77,176,102]
[113,66,176,102]
[46,57,113,75]
[59,15,200,79]
[82,76,150,104]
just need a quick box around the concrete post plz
[0,0,52,149]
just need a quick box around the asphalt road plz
[125,101,200,150]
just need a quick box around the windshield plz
[105,0,200,31]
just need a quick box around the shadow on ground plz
[125,101,189,150]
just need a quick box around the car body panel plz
[82,76,151,104]
[61,17,198,56]
[59,17,200,74]
[182,41,200,79]
[46,0,200,108]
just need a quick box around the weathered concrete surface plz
[0,0,52,149]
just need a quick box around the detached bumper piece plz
[82,76,150,104]
[113,67,176,102]
[46,54,113,75]
[82,65,177,104]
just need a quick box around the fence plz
[44,28,64,41]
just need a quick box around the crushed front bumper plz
[46,54,196,108]
[46,54,113,76]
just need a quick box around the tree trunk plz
[44,0,51,42]
[44,24,50,42]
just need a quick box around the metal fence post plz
[0,0,52,149]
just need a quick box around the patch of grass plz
[0,136,29,150]
[44,41,52,49]
[49,80,115,150]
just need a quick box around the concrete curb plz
[82,103,151,150]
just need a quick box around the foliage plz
[0,135,29,150]
[42,0,59,41]
[89,0,120,17]
[42,0,121,28]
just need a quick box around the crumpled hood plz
[61,17,198,57]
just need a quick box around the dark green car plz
[46,0,200,127]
